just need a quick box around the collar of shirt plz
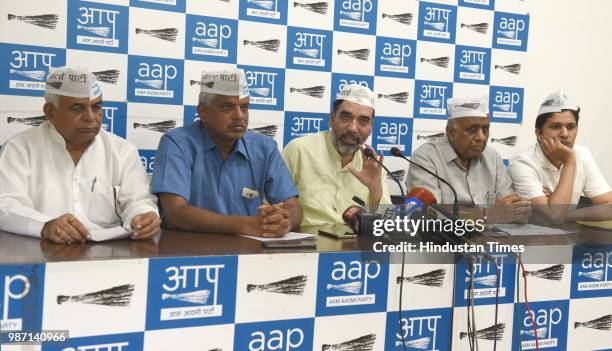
[534,142,560,171]
[438,136,482,171]
[198,122,249,160]
[324,130,362,171]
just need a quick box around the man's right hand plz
[488,194,532,224]
[41,214,90,244]
[539,137,575,166]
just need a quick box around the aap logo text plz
[489,86,524,124]
[240,65,285,111]
[287,27,333,72]
[102,101,127,138]
[239,0,288,25]
[185,15,238,64]
[283,111,329,146]
[234,319,314,351]
[418,2,457,44]
[454,45,491,85]
[127,55,184,105]
[454,253,516,306]
[493,12,530,52]
[334,0,378,35]
[413,80,453,119]
[512,300,569,350]
[385,308,452,351]
[67,0,129,53]
[0,264,45,332]
[571,245,612,299]
[375,37,417,79]
[372,117,413,156]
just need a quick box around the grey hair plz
[44,92,60,108]
[446,118,458,128]
[198,91,216,107]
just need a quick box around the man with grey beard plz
[282,84,391,227]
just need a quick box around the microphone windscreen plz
[406,187,437,206]
[390,147,403,157]
[363,147,376,158]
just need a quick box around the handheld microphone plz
[390,147,459,217]
[342,196,381,236]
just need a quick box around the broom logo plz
[420,99,441,108]
[246,275,307,295]
[397,268,446,287]
[8,14,59,30]
[57,284,134,307]
[322,334,376,351]
[491,136,518,147]
[460,22,489,34]
[290,85,325,99]
[578,270,604,281]
[77,25,111,37]
[7,115,47,127]
[378,92,409,104]
[420,56,449,68]
[337,48,370,61]
[93,69,120,85]
[574,314,612,330]
[135,28,179,42]
[133,120,176,133]
[9,69,46,81]
[417,132,445,141]
[519,326,547,337]
[244,39,281,52]
[382,13,413,26]
[161,290,211,304]
[247,0,276,11]
[494,63,521,75]
[249,125,279,138]
[460,323,505,341]
[293,1,328,15]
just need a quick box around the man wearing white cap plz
[0,66,160,243]
[152,69,302,237]
[509,90,612,223]
[282,84,391,226]
[406,95,530,223]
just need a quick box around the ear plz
[197,104,207,122]
[43,103,55,121]
[445,124,454,142]
[328,111,335,128]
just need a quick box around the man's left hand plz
[258,203,291,237]
[348,144,384,191]
[130,212,161,240]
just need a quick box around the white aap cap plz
[45,66,101,99]
[447,95,489,119]
[200,69,249,99]
[335,84,375,109]
[537,90,579,116]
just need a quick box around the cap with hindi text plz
[335,84,375,109]
[447,95,489,119]
[200,69,249,99]
[45,66,101,99]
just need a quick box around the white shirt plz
[0,121,158,237]
[508,142,610,203]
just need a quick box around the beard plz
[330,128,360,155]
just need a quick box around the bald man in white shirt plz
[0,66,160,243]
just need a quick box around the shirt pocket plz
[86,178,121,227]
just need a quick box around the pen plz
[91,177,97,192]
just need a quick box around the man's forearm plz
[283,202,303,230]
[164,203,255,235]
[548,157,576,205]
[368,185,383,212]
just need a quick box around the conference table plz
[1,224,611,350]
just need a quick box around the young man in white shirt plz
[0,66,160,243]
[509,90,612,223]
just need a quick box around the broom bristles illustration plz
[380,56,401,65]
[417,132,445,141]
[377,135,399,144]
[192,37,219,48]
[244,39,281,52]
[497,30,515,38]
[249,125,278,138]
[135,28,178,42]
[578,270,604,281]
[424,21,445,31]
[7,14,59,29]
[133,120,176,133]
[246,275,307,295]
[57,284,134,307]
[495,64,521,74]
[461,22,489,34]
[294,2,328,15]
[387,170,406,182]
[247,0,275,10]
[519,327,547,337]
[339,11,361,21]
[9,69,46,81]
[382,13,413,26]
[397,268,446,287]
[7,115,47,126]
[93,69,120,85]
[250,87,271,96]
[134,79,163,89]
[395,336,430,349]
[161,289,211,304]
[289,86,325,98]
[466,274,497,287]
[419,99,442,108]
[322,334,376,351]
[460,323,505,341]
[326,281,362,294]
[294,47,320,58]
[378,92,409,104]
[574,314,612,330]
[338,49,370,61]
[460,64,481,73]
[493,104,511,112]
[77,25,111,37]
[525,264,564,281]
[492,136,518,147]
[420,57,449,68]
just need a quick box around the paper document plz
[242,232,316,242]
[492,224,577,236]
[90,226,132,242]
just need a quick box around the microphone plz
[342,196,366,231]
[363,147,406,216]
[390,147,459,217]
